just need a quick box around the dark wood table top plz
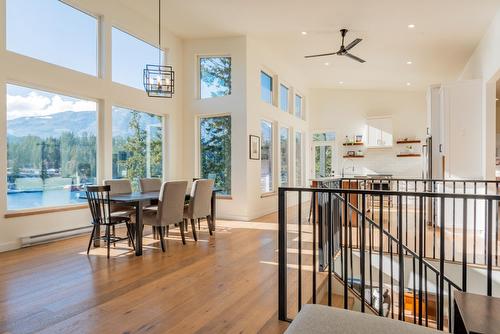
[454,291,500,334]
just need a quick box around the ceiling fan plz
[305,29,366,63]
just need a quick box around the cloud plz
[7,91,96,120]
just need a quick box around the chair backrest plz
[103,179,132,195]
[86,185,111,225]
[187,179,214,219]
[140,178,162,192]
[156,181,188,226]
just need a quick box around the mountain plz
[6,110,161,139]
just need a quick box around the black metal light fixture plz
[143,0,174,98]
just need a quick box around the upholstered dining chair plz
[86,185,135,258]
[140,178,162,193]
[183,179,214,241]
[142,181,188,252]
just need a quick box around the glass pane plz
[295,95,303,118]
[315,145,333,178]
[112,27,163,90]
[261,71,273,104]
[313,132,336,142]
[280,128,289,186]
[200,116,232,195]
[280,84,289,112]
[7,84,97,210]
[6,0,97,76]
[261,121,273,192]
[112,107,163,191]
[295,132,302,186]
[200,57,231,99]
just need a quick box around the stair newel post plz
[278,188,287,321]
[360,193,366,313]
[298,190,302,311]
[343,192,349,309]
[398,195,405,321]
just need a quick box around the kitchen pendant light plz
[143,0,174,98]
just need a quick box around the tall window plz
[280,128,289,186]
[295,94,303,119]
[112,27,163,90]
[261,71,273,104]
[199,116,232,195]
[313,132,336,178]
[295,132,303,186]
[280,84,289,112]
[261,121,274,193]
[112,107,163,191]
[6,0,97,76]
[200,57,231,99]
[6,84,97,210]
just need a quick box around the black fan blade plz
[344,38,362,51]
[304,52,337,59]
[344,52,366,63]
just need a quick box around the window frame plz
[198,55,232,100]
[295,93,304,119]
[6,0,100,77]
[311,130,336,179]
[260,70,274,105]
[5,81,101,213]
[260,119,275,195]
[196,113,232,198]
[294,130,305,187]
[279,83,290,113]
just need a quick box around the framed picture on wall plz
[249,135,261,160]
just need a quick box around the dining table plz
[88,190,219,256]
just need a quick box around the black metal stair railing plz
[278,185,500,332]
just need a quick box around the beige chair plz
[104,179,132,195]
[184,179,214,241]
[143,181,188,252]
[140,178,162,193]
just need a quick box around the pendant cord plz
[158,0,161,65]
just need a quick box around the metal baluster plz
[418,196,424,326]
[425,267,428,327]
[398,195,405,321]
[298,191,302,310]
[448,284,452,332]
[343,193,349,309]
[379,194,384,317]
[413,257,416,324]
[360,194,366,313]
[473,182,477,264]
[327,192,332,306]
[485,182,488,265]
[439,197,445,330]
[312,191,317,304]
[414,180,417,253]
[390,239,394,319]
[487,198,493,296]
[462,198,467,292]
[452,182,456,262]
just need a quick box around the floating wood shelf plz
[343,142,364,146]
[397,153,421,157]
[343,155,365,158]
[396,140,421,144]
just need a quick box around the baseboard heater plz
[21,225,93,247]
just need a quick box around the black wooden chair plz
[86,185,135,258]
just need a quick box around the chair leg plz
[179,224,186,245]
[106,225,111,259]
[190,219,198,241]
[206,215,213,235]
[198,219,201,230]
[158,226,166,252]
[126,223,136,250]
[112,225,116,246]
[166,225,169,237]
[87,225,96,254]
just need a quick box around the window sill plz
[4,204,88,219]
[260,192,277,198]
[216,195,232,200]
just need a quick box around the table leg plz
[135,202,143,256]
[211,191,216,230]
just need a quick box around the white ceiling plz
[124,0,500,91]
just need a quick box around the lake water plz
[7,190,85,210]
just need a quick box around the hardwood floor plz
[0,214,289,334]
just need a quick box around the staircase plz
[278,178,500,332]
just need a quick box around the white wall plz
[0,0,184,251]
[309,89,427,178]
[460,10,500,179]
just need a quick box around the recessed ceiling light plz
[406,60,413,65]
[301,31,308,35]
[339,81,344,84]
[324,62,330,66]
[408,24,415,29]
[406,82,411,86]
